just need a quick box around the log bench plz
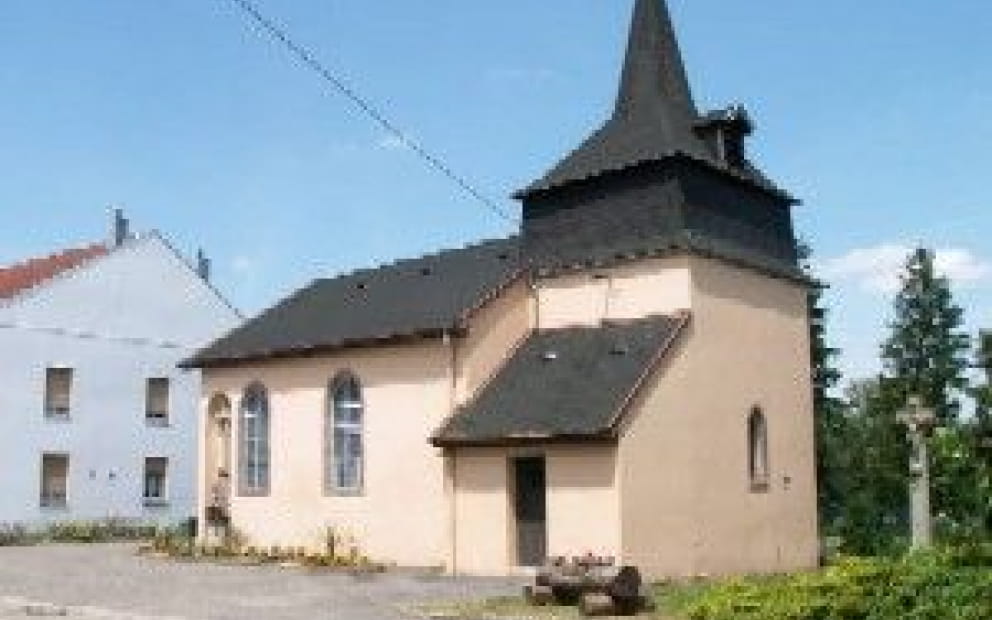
[524,555,648,617]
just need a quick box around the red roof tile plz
[0,243,109,300]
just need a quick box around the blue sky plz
[1,1,989,385]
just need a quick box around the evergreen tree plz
[880,248,971,424]
[970,331,992,476]
[975,331,992,423]
[797,243,845,530]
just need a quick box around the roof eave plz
[180,326,464,370]
[431,431,618,450]
[513,153,799,206]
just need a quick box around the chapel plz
[186,0,818,577]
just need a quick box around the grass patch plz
[411,595,581,619]
[419,546,992,620]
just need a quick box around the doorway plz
[513,456,547,567]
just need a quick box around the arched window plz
[328,373,364,494]
[748,407,769,491]
[238,384,270,496]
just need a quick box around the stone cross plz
[896,396,937,550]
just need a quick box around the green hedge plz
[674,547,992,620]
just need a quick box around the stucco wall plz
[450,446,619,576]
[0,236,239,525]
[618,257,818,578]
[536,257,691,329]
[453,280,535,406]
[199,342,453,567]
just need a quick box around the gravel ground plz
[0,545,522,620]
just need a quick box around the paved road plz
[0,545,521,620]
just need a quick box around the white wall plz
[0,235,240,525]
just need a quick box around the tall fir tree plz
[797,243,845,529]
[880,248,971,424]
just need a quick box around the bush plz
[46,519,158,543]
[675,548,992,620]
[0,524,41,547]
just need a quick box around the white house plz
[0,211,241,525]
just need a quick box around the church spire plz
[614,0,697,124]
[516,0,788,202]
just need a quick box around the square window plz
[45,368,73,420]
[40,453,69,509]
[145,378,170,426]
[143,457,168,506]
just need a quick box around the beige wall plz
[197,253,817,578]
[618,256,818,578]
[536,257,692,329]
[454,280,535,405]
[450,446,620,576]
[198,341,453,567]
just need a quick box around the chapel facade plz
[186,0,818,578]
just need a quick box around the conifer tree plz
[976,332,992,423]
[797,243,845,528]
[880,248,971,424]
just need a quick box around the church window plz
[328,372,364,494]
[238,383,270,496]
[748,407,769,491]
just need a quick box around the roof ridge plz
[0,242,111,303]
[317,235,519,284]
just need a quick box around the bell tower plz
[515,0,801,281]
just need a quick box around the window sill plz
[143,499,170,509]
[44,416,72,424]
[145,418,171,429]
[750,480,771,494]
[40,503,69,511]
[327,488,365,498]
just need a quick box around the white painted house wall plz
[0,234,241,525]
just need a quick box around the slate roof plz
[0,243,109,301]
[184,237,522,368]
[432,314,688,447]
[516,0,790,201]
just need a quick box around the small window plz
[328,373,364,494]
[145,378,170,426]
[238,384,270,496]
[748,408,770,491]
[44,368,73,420]
[143,457,168,506]
[40,453,69,509]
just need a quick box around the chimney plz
[110,208,130,248]
[196,249,211,282]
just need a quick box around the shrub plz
[0,523,41,547]
[675,548,992,620]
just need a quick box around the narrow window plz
[238,384,270,496]
[328,373,363,494]
[145,378,170,426]
[44,368,73,420]
[143,457,168,506]
[40,453,69,509]
[748,407,770,491]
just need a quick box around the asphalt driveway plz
[0,545,521,620]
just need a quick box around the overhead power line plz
[224,0,518,224]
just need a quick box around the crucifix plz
[896,396,937,550]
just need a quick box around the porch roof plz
[432,313,689,447]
